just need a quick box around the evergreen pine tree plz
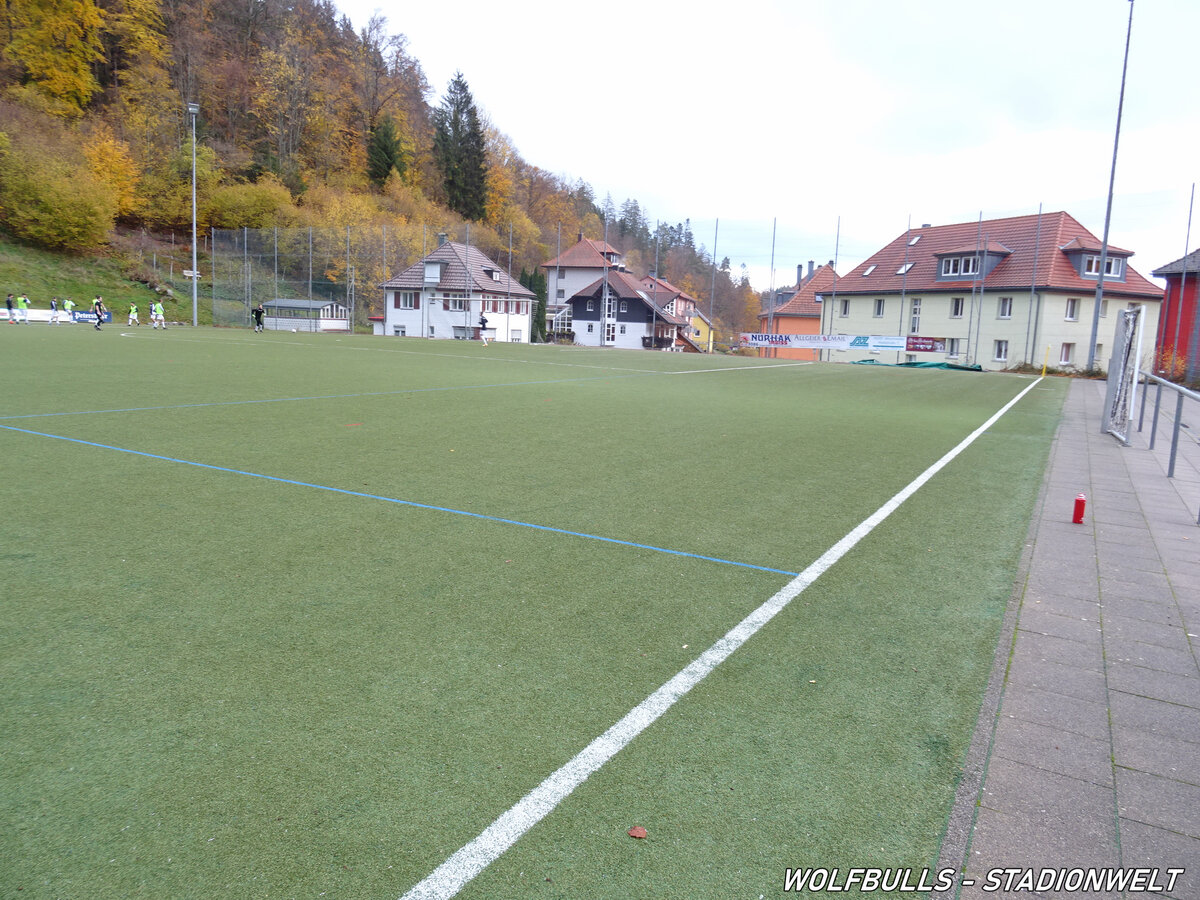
[520,268,548,342]
[432,72,488,220]
[366,116,404,189]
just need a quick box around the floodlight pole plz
[188,102,200,328]
[1086,0,1134,373]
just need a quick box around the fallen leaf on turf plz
[628,826,647,839]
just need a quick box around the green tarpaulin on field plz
[851,359,983,372]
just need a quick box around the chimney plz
[796,264,804,286]
[437,232,448,246]
[808,260,815,279]
[577,232,584,243]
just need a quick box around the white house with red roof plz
[377,236,535,342]
[822,211,1163,372]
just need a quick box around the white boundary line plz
[399,376,1045,900]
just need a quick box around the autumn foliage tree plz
[0,0,758,329]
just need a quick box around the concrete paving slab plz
[989,715,1114,785]
[1111,725,1200,784]
[997,685,1112,742]
[1012,629,1106,672]
[1118,818,1200,898]
[1107,662,1200,709]
[1115,767,1200,839]
[1109,690,1200,742]
[1005,655,1109,704]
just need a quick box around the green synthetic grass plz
[0,327,1066,899]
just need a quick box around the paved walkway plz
[937,377,1200,899]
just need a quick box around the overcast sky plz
[338,0,1196,290]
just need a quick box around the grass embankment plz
[0,233,204,323]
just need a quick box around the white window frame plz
[946,337,960,358]
[839,297,850,318]
[909,298,921,334]
[1065,297,1079,321]
[873,298,885,318]
[993,339,1009,363]
[1060,342,1075,365]
[448,296,467,312]
[950,297,964,318]
[941,258,961,277]
[1084,256,1123,277]
[997,296,1013,319]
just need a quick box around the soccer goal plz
[1102,305,1145,444]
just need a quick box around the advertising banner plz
[738,333,853,350]
[739,333,916,351]
[905,336,946,352]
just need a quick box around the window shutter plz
[413,294,420,310]
[443,297,449,311]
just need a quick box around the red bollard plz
[1072,493,1087,524]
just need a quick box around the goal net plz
[1102,305,1144,444]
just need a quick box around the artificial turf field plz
[0,325,1067,899]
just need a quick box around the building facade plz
[377,237,534,342]
[757,262,839,361]
[820,212,1163,372]
[1151,249,1200,379]
[567,269,688,350]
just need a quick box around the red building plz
[1152,249,1200,378]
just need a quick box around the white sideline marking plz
[400,376,1045,900]
[664,362,813,375]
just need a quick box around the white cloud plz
[339,0,1200,287]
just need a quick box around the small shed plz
[263,299,350,332]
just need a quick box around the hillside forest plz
[0,0,761,332]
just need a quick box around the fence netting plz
[209,226,446,330]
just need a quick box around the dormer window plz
[940,257,979,277]
[1084,255,1123,278]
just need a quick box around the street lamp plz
[187,102,200,328]
[1086,0,1135,373]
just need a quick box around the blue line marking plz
[0,423,799,577]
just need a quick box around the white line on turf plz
[398,375,1044,900]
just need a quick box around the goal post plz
[1102,305,1145,445]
